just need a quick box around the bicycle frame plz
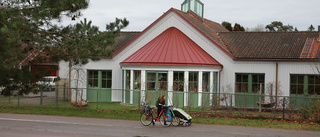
[151,107,166,122]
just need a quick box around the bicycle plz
[140,105,175,127]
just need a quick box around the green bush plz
[299,106,311,120]
[299,99,320,122]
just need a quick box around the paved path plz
[0,113,319,137]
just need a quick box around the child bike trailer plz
[173,108,192,126]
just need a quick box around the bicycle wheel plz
[171,116,180,127]
[140,112,153,126]
[159,114,172,127]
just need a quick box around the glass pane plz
[102,79,106,88]
[126,70,130,90]
[189,73,194,81]
[243,74,248,82]
[147,73,156,82]
[252,84,258,93]
[93,79,98,87]
[147,82,156,90]
[88,71,92,78]
[309,75,315,84]
[242,83,248,93]
[315,76,320,84]
[158,72,167,82]
[290,75,297,84]
[174,72,179,80]
[107,80,112,88]
[93,71,98,79]
[298,75,304,84]
[102,71,106,79]
[252,75,258,83]
[194,72,198,81]
[158,81,167,91]
[158,72,167,91]
[290,85,296,94]
[297,85,304,94]
[236,74,241,82]
[259,74,265,83]
[235,83,241,93]
[308,85,315,95]
[189,82,194,92]
[134,71,141,90]
[88,80,93,88]
[107,71,112,79]
[316,85,320,95]
[202,72,209,92]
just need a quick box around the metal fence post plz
[40,89,43,105]
[63,84,66,101]
[230,94,233,115]
[56,87,58,108]
[138,90,141,110]
[283,97,286,120]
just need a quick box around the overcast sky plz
[60,0,320,31]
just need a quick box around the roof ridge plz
[220,31,320,34]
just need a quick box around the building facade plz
[59,0,320,107]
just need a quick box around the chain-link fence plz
[1,86,320,122]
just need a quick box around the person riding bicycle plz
[155,95,167,125]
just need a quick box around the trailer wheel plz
[183,122,187,127]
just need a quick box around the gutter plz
[233,58,320,62]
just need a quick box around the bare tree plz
[250,24,265,32]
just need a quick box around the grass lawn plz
[0,102,319,131]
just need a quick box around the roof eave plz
[234,58,320,62]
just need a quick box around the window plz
[189,72,198,92]
[102,71,112,88]
[88,70,99,88]
[213,72,218,93]
[252,74,265,93]
[235,73,265,93]
[202,72,210,92]
[125,70,130,90]
[146,71,167,91]
[308,75,320,95]
[158,72,168,91]
[291,74,320,95]
[147,72,156,90]
[88,70,112,88]
[235,74,248,93]
[290,75,305,94]
[134,70,141,90]
[173,71,184,91]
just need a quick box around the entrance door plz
[235,73,265,107]
[87,70,112,102]
[145,71,168,105]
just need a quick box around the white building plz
[59,0,320,108]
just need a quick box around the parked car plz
[36,76,57,91]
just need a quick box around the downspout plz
[218,66,223,106]
[275,61,278,109]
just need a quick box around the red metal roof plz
[112,8,233,59]
[121,27,222,67]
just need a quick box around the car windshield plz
[40,78,53,82]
